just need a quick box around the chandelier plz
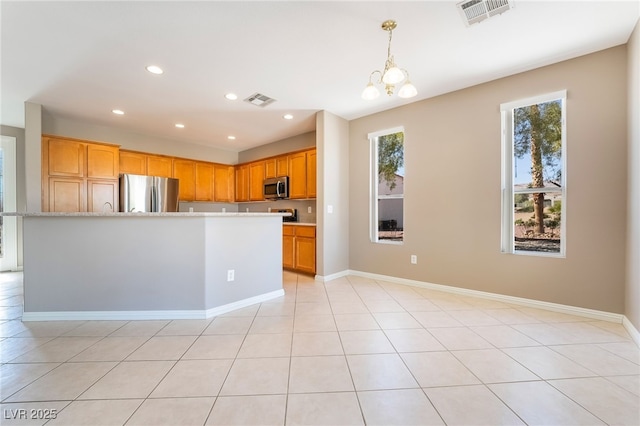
[362,20,417,100]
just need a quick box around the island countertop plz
[1,211,291,218]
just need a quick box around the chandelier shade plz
[362,20,417,100]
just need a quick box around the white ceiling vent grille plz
[243,93,277,107]
[457,0,513,26]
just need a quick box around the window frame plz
[369,126,405,245]
[500,90,567,257]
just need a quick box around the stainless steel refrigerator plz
[119,174,180,212]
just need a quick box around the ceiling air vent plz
[457,0,513,26]
[243,93,276,107]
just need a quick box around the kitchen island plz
[16,212,285,321]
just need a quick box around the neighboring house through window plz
[501,90,567,256]
[369,128,404,244]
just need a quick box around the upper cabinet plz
[265,158,277,179]
[146,155,173,178]
[214,165,235,202]
[234,148,316,202]
[249,161,265,201]
[45,137,85,177]
[288,152,307,199]
[120,150,234,203]
[265,155,289,179]
[235,164,249,202]
[288,149,316,199]
[119,151,147,175]
[306,149,317,199]
[173,159,196,201]
[42,136,119,212]
[195,162,215,202]
[277,156,289,177]
[87,144,119,179]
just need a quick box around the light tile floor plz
[0,270,638,425]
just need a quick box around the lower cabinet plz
[87,180,119,212]
[48,177,85,212]
[48,177,118,212]
[283,225,316,275]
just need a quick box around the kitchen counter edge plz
[0,212,292,218]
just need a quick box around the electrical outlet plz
[308,206,312,214]
[227,269,235,281]
[222,207,226,213]
[410,255,417,264]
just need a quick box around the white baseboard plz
[22,310,206,321]
[205,289,285,317]
[315,270,350,282]
[348,269,625,324]
[622,316,640,346]
[22,289,286,321]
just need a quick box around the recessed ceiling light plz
[112,109,125,115]
[283,114,294,120]
[146,65,163,75]
[227,135,236,140]
[175,123,185,128]
[225,93,238,101]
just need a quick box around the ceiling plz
[1,1,638,152]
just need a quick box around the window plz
[501,91,566,256]
[370,128,404,244]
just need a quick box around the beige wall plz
[626,21,640,332]
[349,46,628,314]
[316,111,350,277]
[238,131,315,164]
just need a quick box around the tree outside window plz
[370,129,404,243]
[502,91,566,255]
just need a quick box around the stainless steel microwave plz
[264,176,289,200]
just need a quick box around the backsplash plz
[179,199,317,223]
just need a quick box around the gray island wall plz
[21,213,284,320]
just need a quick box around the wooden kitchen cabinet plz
[282,226,295,269]
[306,149,316,199]
[147,155,173,178]
[195,162,214,201]
[282,225,316,274]
[235,164,249,202]
[214,165,235,202]
[277,155,289,177]
[173,159,196,201]
[119,150,147,175]
[265,155,289,179]
[288,149,316,199]
[87,179,118,212]
[87,144,119,179]
[48,177,85,212]
[265,158,277,179]
[288,152,307,199]
[249,161,265,201]
[42,136,120,212]
[44,137,85,177]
